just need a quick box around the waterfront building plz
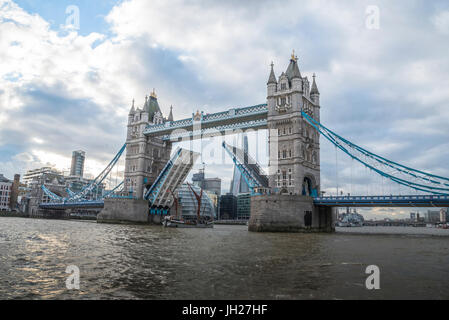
[9,174,21,211]
[176,183,215,220]
[440,208,448,223]
[70,150,86,177]
[0,174,12,211]
[219,193,237,220]
[204,190,219,219]
[236,193,251,220]
[192,169,222,196]
[425,210,441,223]
[23,167,61,187]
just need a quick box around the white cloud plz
[432,10,449,35]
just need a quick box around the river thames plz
[0,217,448,300]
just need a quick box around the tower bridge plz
[39,52,449,232]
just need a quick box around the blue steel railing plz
[161,119,268,141]
[144,104,268,135]
[222,142,268,195]
[144,147,183,203]
[314,195,449,206]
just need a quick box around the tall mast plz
[187,182,203,222]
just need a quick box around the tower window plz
[281,83,287,90]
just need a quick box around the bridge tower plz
[124,90,172,199]
[249,52,333,233]
[266,52,321,196]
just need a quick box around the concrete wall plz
[98,198,149,224]
[98,198,163,225]
[249,194,335,233]
[30,209,70,219]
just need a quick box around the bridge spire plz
[267,61,277,84]
[129,99,135,114]
[311,73,320,95]
[168,105,174,121]
[286,50,301,80]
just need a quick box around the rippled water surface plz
[1,217,448,299]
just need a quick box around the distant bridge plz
[314,195,449,207]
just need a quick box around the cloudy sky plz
[1,0,448,219]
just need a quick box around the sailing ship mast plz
[187,182,203,222]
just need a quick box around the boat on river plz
[163,216,214,228]
[163,183,214,228]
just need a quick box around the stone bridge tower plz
[267,52,321,197]
[124,90,173,199]
[249,53,334,233]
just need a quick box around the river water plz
[0,217,448,300]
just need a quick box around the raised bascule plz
[39,52,449,231]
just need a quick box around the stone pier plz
[249,195,335,233]
[97,198,162,225]
[31,209,70,220]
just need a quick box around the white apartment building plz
[0,174,12,210]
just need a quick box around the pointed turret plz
[267,62,277,97]
[129,99,135,114]
[267,62,277,84]
[311,73,320,95]
[286,50,301,80]
[168,105,174,121]
[146,89,162,123]
[143,95,149,111]
[310,73,320,105]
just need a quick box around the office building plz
[192,169,222,196]
[0,174,12,210]
[440,208,448,223]
[425,210,441,223]
[236,193,251,220]
[70,150,86,177]
[176,183,215,220]
[219,193,237,220]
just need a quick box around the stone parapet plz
[249,194,335,233]
[98,198,162,224]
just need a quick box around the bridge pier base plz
[31,209,70,219]
[98,198,158,224]
[249,195,336,233]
